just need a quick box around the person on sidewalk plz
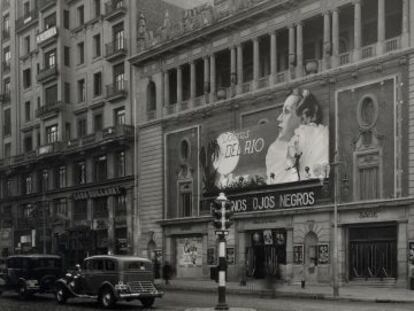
[162,261,172,285]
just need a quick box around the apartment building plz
[130,0,414,287]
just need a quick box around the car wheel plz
[55,285,68,304]
[140,297,155,308]
[99,287,116,309]
[17,283,30,300]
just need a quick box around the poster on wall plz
[200,90,329,194]
[226,248,235,265]
[318,243,329,264]
[177,237,202,267]
[408,241,414,264]
[263,230,273,245]
[293,245,304,264]
[207,248,216,265]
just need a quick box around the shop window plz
[178,182,192,217]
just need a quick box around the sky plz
[163,0,213,9]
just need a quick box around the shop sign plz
[208,186,320,214]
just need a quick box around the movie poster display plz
[177,237,202,267]
[200,90,329,193]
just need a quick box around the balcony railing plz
[193,95,206,107]
[257,76,269,89]
[241,81,253,94]
[37,65,58,82]
[105,0,127,20]
[275,71,288,84]
[2,61,10,74]
[147,110,156,121]
[37,141,64,156]
[16,9,39,31]
[385,36,401,53]
[35,101,68,118]
[106,80,127,100]
[339,52,351,66]
[38,0,56,10]
[105,39,127,60]
[0,91,11,103]
[361,44,376,59]
[36,26,58,46]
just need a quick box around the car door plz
[84,259,104,295]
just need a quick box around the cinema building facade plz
[130,0,414,287]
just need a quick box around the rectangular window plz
[179,182,192,217]
[77,116,87,137]
[23,2,30,17]
[4,78,10,96]
[45,49,56,68]
[73,199,87,220]
[94,0,101,17]
[114,107,125,126]
[75,161,86,185]
[65,122,71,140]
[94,113,103,132]
[54,198,67,217]
[116,151,125,177]
[94,155,107,182]
[3,15,9,34]
[44,13,56,29]
[93,34,101,57]
[4,46,10,66]
[4,143,11,158]
[23,69,31,88]
[63,10,70,29]
[78,42,84,64]
[113,63,125,91]
[64,82,71,103]
[45,85,58,105]
[46,125,58,143]
[3,108,11,136]
[93,72,102,96]
[23,174,32,195]
[24,36,30,54]
[24,135,32,152]
[64,46,70,66]
[42,169,49,192]
[78,79,85,102]
[113,22,124,51]
[94,197,108,218]
[55,166,66,189]
[77,5,84,26]
[114,194,126,217]
[25,101,31,121]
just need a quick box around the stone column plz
[270,30,277,85]
[230,46,236,87]
[190,61,196,100]
[237,44,243,94]
[323,11,331,70]
[210,54,216,102]
[177,66,182,104]
[163,71,169,106]
[288,25,296,79]
[203,56,209,96]
[377,0,385,54]
[296,23,303,78]
[332,8,340,67]
[253,37,259,88]
[402,0,409,48]
[353,0,362,61]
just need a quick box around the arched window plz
[147,80,156,111]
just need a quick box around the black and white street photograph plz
[1,0,414,310]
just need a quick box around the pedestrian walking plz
[162,261,172,285]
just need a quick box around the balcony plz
[35,101,68,119]
[106,80,127,101]
[339,52,351,66]
[36,26,58,47]
[104,0,127,21]
[105,39,127,61]
[16,9,38,33]
[361,44,376,59]
[2,61,10,74]
[385,36,401,53]
[38,0,56,11]
[37,141,64,156]
[37,65,58,83]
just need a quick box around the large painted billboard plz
[200,90,329,193]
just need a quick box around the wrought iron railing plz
[105,38,127,58]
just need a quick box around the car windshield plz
[126,261,152,271]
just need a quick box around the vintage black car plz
[55,255,163,308]
[0,254,63,299]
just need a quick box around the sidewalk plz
[156,278,414,303]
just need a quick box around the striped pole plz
[216,233,228,310]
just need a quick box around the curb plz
[160,284,414,304]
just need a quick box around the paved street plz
[1,290,414,311]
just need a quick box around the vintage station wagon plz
[55,255,163,308]
[0,254,63,299]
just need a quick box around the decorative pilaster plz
[177,66,182,104]
[270,30,277,85]
[332,8,340,67]
[210,54,216,102]
[296,22,303,78]
[237,44,243,94]
[190,61,196,100]
[288,25,296,78]
[253,37,259,88]
[377,0,385,54]
[230,46,236,87]
[353,0,362,61]
[323,11,331,70]
[203,56,210,95]
[163,71,169,106]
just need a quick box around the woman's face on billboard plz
[277,94,301,141]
